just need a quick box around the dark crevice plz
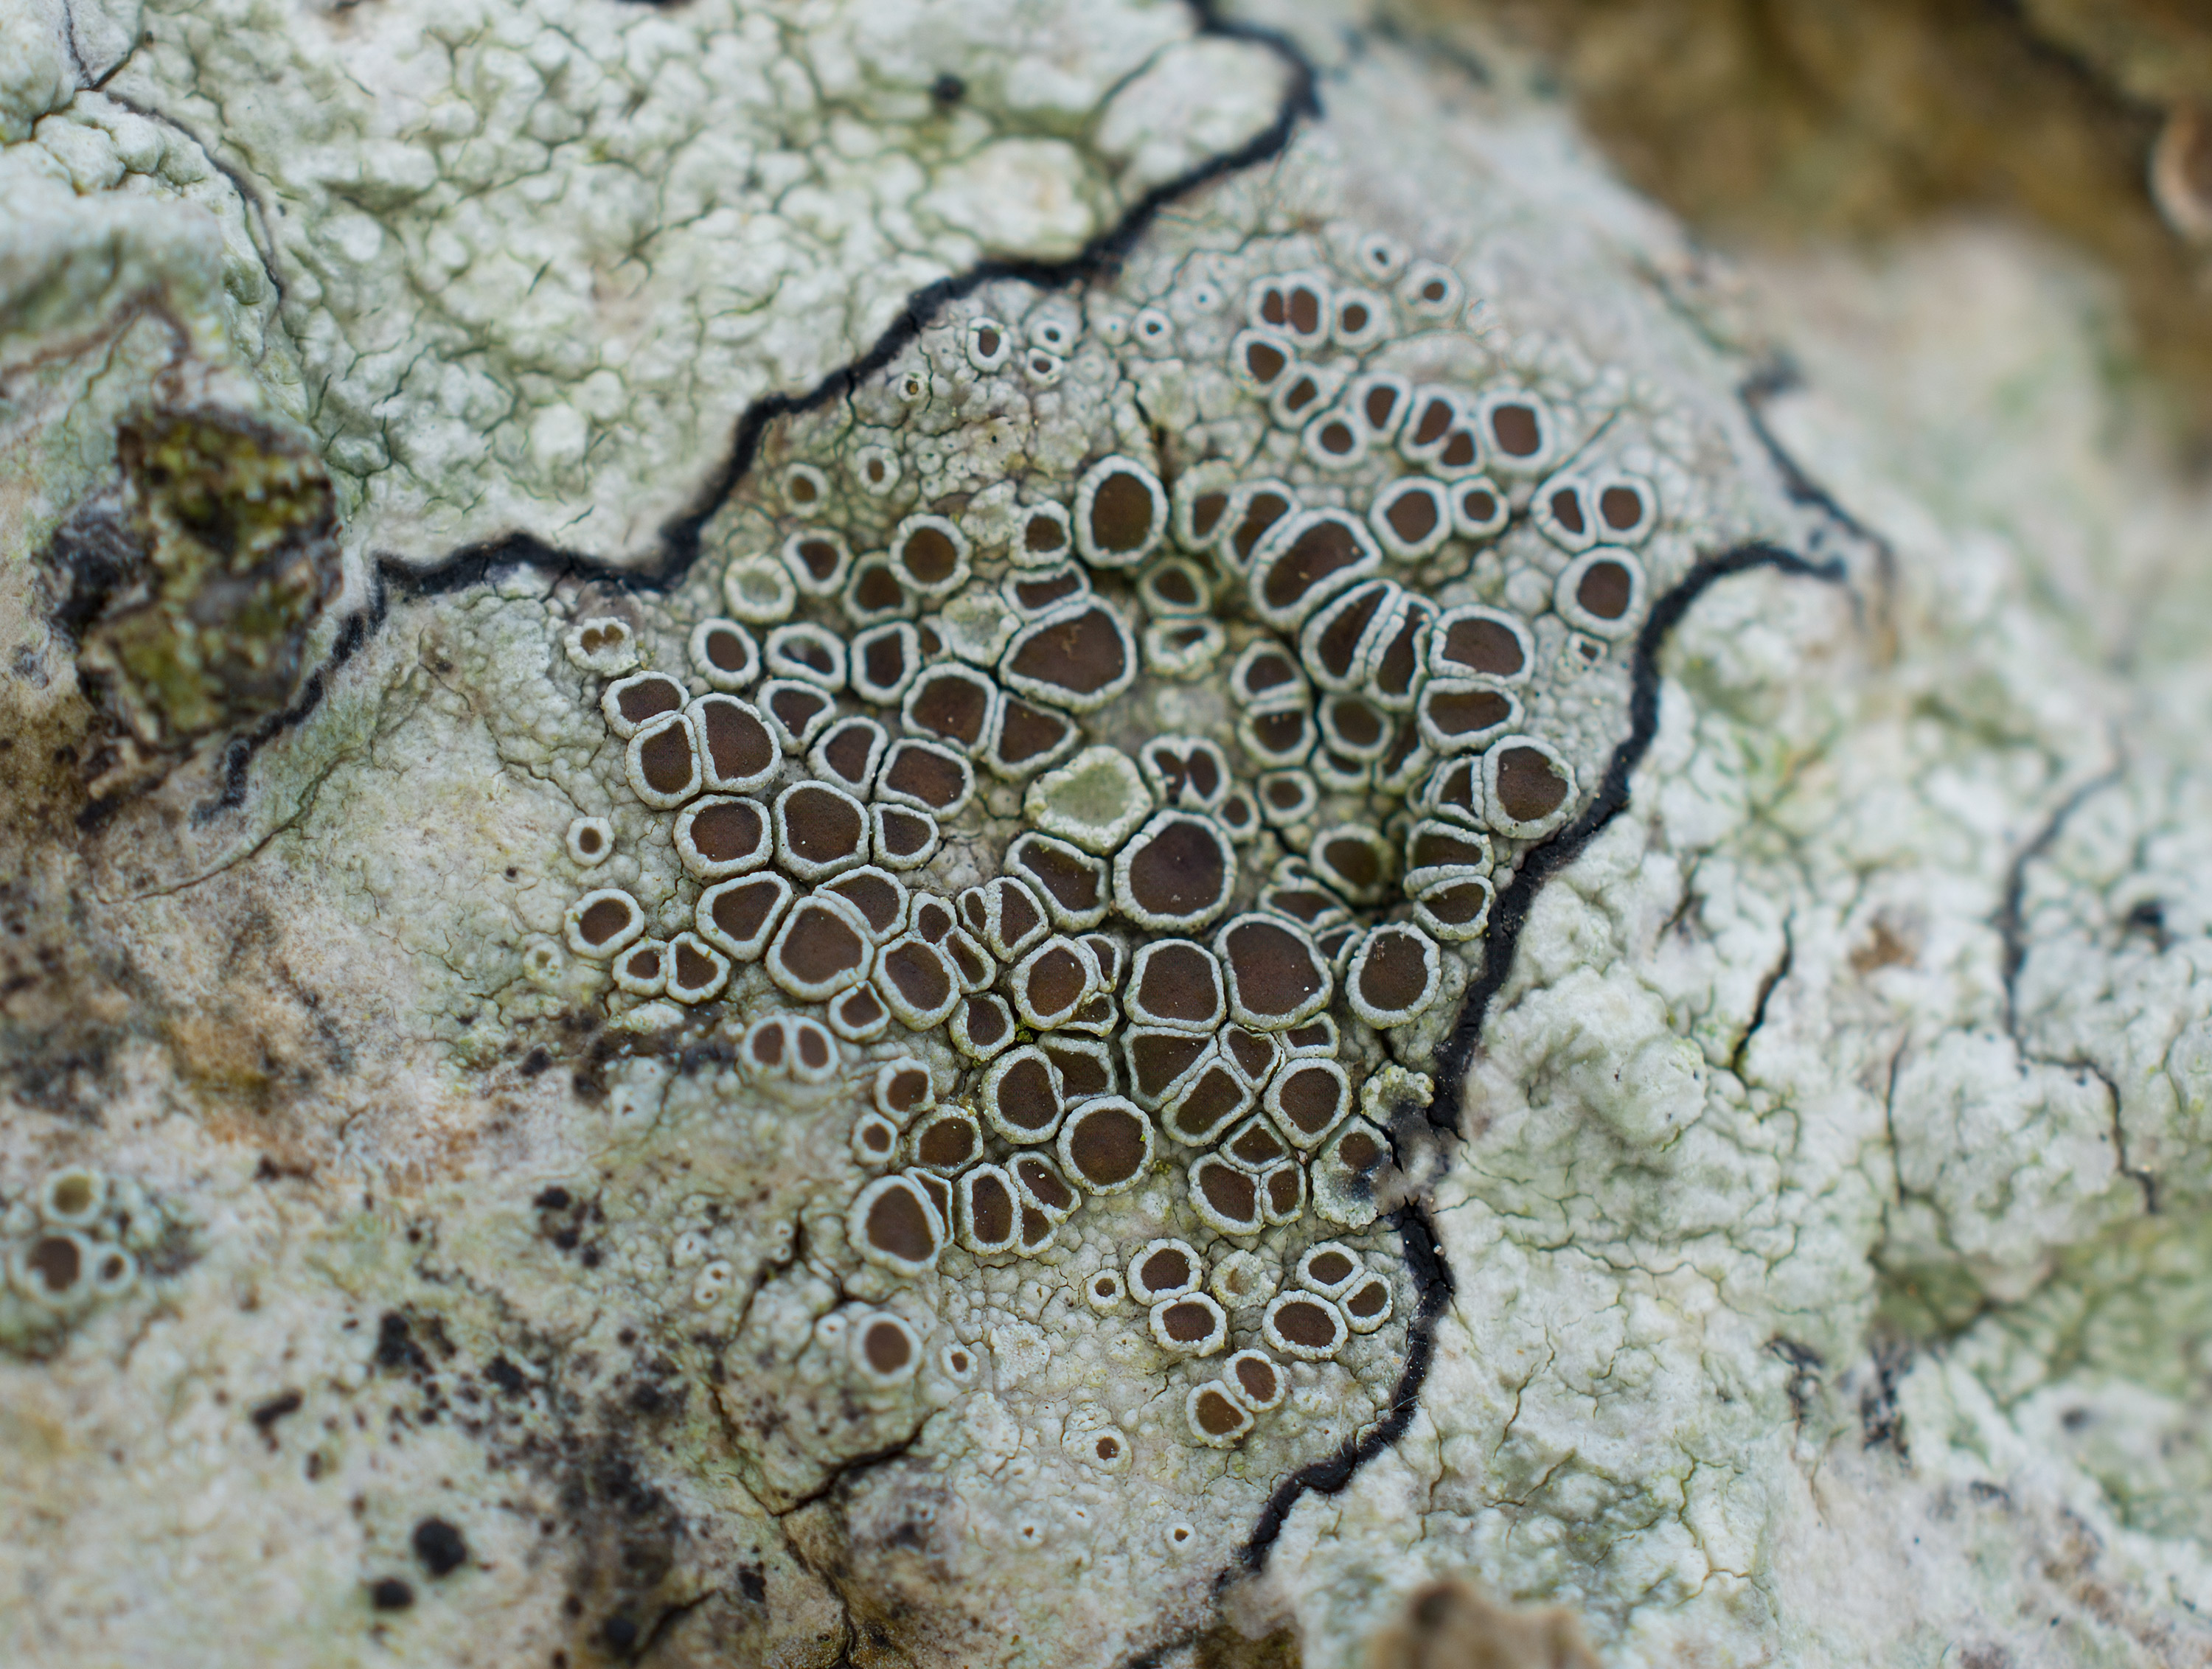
[1767,1337,1823,1426]
[1994,765,2161,1220]
[1431,542,1846,1119]
[1363,6,1495,89]
[633,1584,714,1662]
[765,1432,925,1522]
[1880,1036,1915,1208]
[1232,540,1847,1581]
[1997,764,2124,1042]
[1739,362,1899,602]
[2070,1056,2157,1215]
[57,0,91,83]
[95,94,289,318]
[1730,918,1795,1081]
[1858,1338,1911,1455]
[1233,1199,1453,1572]
[1983,0,2168,121]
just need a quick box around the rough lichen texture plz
[5,0,2212,1666]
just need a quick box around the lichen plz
[7,1,2212,1667]
[55,409,340,755]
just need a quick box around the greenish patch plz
[1872,1257,1997,1341]
[1927,1208,2212,1542]
[72,411,340,748]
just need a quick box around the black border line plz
[372,9,1316,596]
[139,4,1316,825]
[1228,541,1847,1575]
[375,34,1317,604]
[1739,363,1899,598]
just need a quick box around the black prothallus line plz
[167,3,1318,825]
[1227,543,1846,1587]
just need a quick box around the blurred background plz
[1479,0,2212,460]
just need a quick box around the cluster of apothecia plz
[0,1166,146,1351]
[554,226,1672,1457]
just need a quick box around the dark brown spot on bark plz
[616,676,683,725]
[768,683,829,736]
[1274,1064,1346,1136]
[1441,617,1524,678]
[880,941,953,1009]
[1576,560,1632,620]
[1490,403,1540,456]
[1260,515,1367,613]
[1275,1299,1336,1348]
[1387,491,1438,543]
[1194,1387,1245,1435]
[1196,1160,1258,1222]
[861,632,911,691]
[691,799,765,865]
[863,1320,912,1373]
[875,805,936,858]
[1308,1250,1354,1286]
[1065,1103,1147,1187]
[1326,697,1385,749]
[1133,941,1221,1027]
[638,719,697,794]
[1128,1030,1211,1099]
[1220,918,1326,1020]
[700,699,774,781]
[1495,745,1569,822]
[1161,1301,1214,1343]
[1232,492,1293,565]
[1013,571,1082,610]
[992,1053,1060,1132]
[776,903,867,984]
[1124,818,1232,921]
[1141,1248,1192,1293]
[851,562,905,614]
[1169,1065,1247,1142]
[1427,685,1512,737]
[1310,581,1391,680]
[961,996,1010,1048]
[969,1173,1014,1243]
[1014,1156,1076,1213]
[915,1113,978,1169]
[908,669,992,747]
[880,742,969,810]
[28,1234,80,1292]
[864,1183,939,1263]
[1009,835,1102,916]
[1021,944,1088,1017]
[710,877,784,943]
[901,525,959,585]
[1088,471,1156,554]
[782,784,865,865]
[1006,606,1130,699]
[793,537,841,582]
